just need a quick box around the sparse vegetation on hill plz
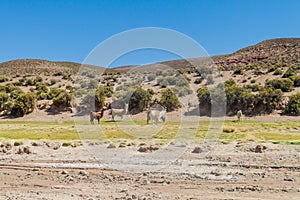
[1,38,300,118]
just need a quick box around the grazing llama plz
[147,106,166,124]
[90,107,107,124]
[237,110,243,121]
[111,103,129,121]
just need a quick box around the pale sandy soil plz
[0,141,300,200]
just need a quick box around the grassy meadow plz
[0,120,299,145]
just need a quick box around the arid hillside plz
[0,38,300,119]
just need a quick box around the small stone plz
[79,170,88,176]
[23,146,31,154]
[61,170,68,175]
[120,188,128,193]
[137,146,148,153]
[192,147,202,153]
[252,144,267,153]
[107,143,116,148]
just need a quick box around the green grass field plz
[0,120,299,145]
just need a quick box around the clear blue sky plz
[0,0,300,68]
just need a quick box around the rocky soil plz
[0,140,299,199]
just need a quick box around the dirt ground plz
[0,140,300,200]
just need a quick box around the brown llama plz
[90,107,107,124]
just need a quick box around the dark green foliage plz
[194,77,203,84]
[10,92,36,117]
[48,87,66,100]
[282,65,300,78]
[233,67,243,75]
[284,93,300,116]
[52,90,72,108]
[49,79,56,86]
[0,76,8,83]
[95,85,107,110]
[129,86,153,113]
[25,78,35,86]
[224,79,236,87]
[160,88,180,112]
[197,83,284,116]
[266,78,294,92]
[34,76,43,83]
[273,69,283,75]
[254,88,283,114]
[0,92,9,111]
[293,76,300,87]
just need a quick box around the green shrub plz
[49,79,56,86]
[0,92,9,111]
[282,65,300,78]
[273,69,283,75]
[266,79,294,92]
[52,91,72,108]
[10,92,36,117]
[160,88,180,112]
[173,86,193,97]
[34,76,43,83]
[284,93,300,116]
[129,86,153,113]
[25,79,35,86]
[233,67,243,75]
[147,74,156,82]
[0,76,8,83]
[194,77,203,84]
[48,87,66,99]
[166,76,176,85]
[293,76,300,87]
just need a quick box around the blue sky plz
[0,0,300,68]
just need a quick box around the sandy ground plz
[0,140,300,200]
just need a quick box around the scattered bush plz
[147,74,156,82]
[284,93,300,116]
[10,92,36,117]
[194,77,203,84]
[0,76,8,83]
[266,78,294,92]
[129,86,153,113]
[273,69,283,75]
[160,88,180,112]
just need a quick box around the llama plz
[111,103,128,121]
[237,110,243,121]
[147,107,166,124]
[90,107,107,124]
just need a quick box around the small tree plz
[284,93,300,116]
[160,88,180,112]
[95,85,107,110]
[10,92,36,117]
[129,86,153,113]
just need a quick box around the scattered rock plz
[192,147,202,153]
[16,146,31,154]
[284,178,294,182]
[46,142,61,150]
[23,146,31,154]
[61,170,68,175]
[107,143,116,148]
[137,145,159,153]
[79,170,88,176]
[252,144,267,153]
